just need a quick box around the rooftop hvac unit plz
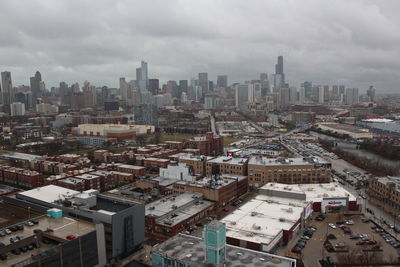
[252,224,261,230]
[172,205,178,210]
[279,217,286,222]
[251,211,258,216]
[148,206,155,210]
[230,221,236,225]
[323,193,329,197]
[287,208,293,213]
[330,187,335,191]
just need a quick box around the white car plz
[346,221,354,225]
[329,223,337,229]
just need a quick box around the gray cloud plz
[0,0,399,93]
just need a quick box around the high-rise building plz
[323,85,330,102]
[279,87,290,108]
[136,61,148,92]
[289,86,297,104]
[367,86,376,102]
[1,71,13,109]
[10,102,25,116]
[273,56,285,92]
[345,88,359,105]
[166,80,179,98]
[119,78,128,100]
[217,75,228,89]
[198,72,209,93]
[30,71,42,107]
[179,80,188,94]
[339,85,345,96]
[302,81,313,100]
[299,87,306,104]
[235,84,248,107]
[260,73,269,96]
[149,79,159,95]
[208,81,214,91]
[318,86,325,103]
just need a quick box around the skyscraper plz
[198,73,209,93]
[179,80,188,94]
[216,75,228,89]
[345,88,359,105]
[235,84,248,107]
[273,56,285,92]
[318,86,325,103]
[302,81,312,100]
[149,79,159,95]
[367,86,376,102]
[30,71,42,107]
[120,77,129,100]
[260,73,269,96]
[1,71,13,109]
[136,61,148,92]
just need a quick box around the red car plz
[367,240,377,245]
[66,235,76,240]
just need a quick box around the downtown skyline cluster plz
[0,1,399,93]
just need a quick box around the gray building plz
[274,56,285,92]
[216,75,228,89]
[149,79,159,95]
[30,71,42,107]
[4,185,145,262]
[345,88,359,105]
[235,84,248,107]
[1,71,13,110]
[198,72,209,93]
[136,61,149,92]
[179,80,188,94]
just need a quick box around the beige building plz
[205,156,248,176]
[368,176,400,216]
[316,123,373,139]
[72,124,155,139]
[248,157,331,187]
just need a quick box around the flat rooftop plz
[146,193,214,227]
[117,164,146,170]
[171,153,212,161]
[207,156,248,165]
[260,182,356,202]
[248,156,329,166]
[153,234,296,267]
[0,151,42,161]
[174,175,247,190]
[17,185,80,204]
[220,194,306,246]
[318,122,369,133]
[0,214,95,266]
[375,176,400,191]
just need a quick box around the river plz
[310,131,400,168]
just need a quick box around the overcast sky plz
[1,0,399,93]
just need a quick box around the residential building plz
[10,102,25,116]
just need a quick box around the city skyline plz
[0,1,400,93]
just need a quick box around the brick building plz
[248,157,331,187]
[172,175,248,208]
[206,156,248,176]
[185,133,223,156]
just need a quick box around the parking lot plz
[284,213,400,267]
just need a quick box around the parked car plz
[327,234,337,240]
[356,241,366,245]
[291,246,302,253]
[335,243,345,248]
[350,234,360,239]
[346,220,354,225]
[329,223,337,229]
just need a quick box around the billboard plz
[321,197,348,213]
[304,202,313,219]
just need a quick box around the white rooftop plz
[248,156,329,166]
[207,156,248,165]
[260,182,356,202]
[221,194,306,246]
[18,185,79,204]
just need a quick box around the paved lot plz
[281,214,400,267]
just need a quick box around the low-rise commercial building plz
[4,185,145,261]
[145,192,214,241]
[172,175,248,208]
[151,221,296,267]
[248,157,331,187]
[316,122,373,139]
[206,156,248,176]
